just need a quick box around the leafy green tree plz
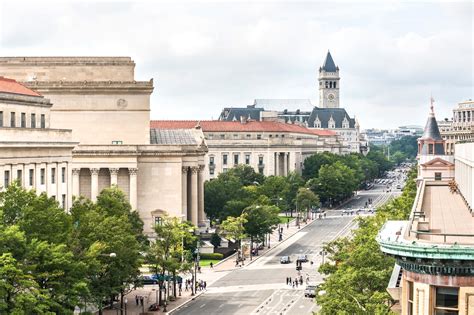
[0,253,51,314]
[295,187,320,219]
[204,174,242,222]
[70,188,144,314]
[315,169,417,314]
[258,176,289,210]
[242,204,280,255]
[220,165,265,186]
[219,215,247,256]
[302,152,340,180]
[389,135,418,160]
[210,233,221,248]
[147,216,195,304]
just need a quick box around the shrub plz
[199,253,223,260]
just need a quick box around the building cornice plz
[23,80,154,94]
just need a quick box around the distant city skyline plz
[0,1,472,128]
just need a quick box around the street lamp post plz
[320,250,327,265]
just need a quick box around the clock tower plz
[319,51,340,108]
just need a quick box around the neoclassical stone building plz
[0,77,77,209]
[151,119,343,181]
[0,57,207,236]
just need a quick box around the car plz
[304,285,317,297]
[280,256,291,264]
[396,184,401,189]
[297,254,308,263]
[140,275,158,285]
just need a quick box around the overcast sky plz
[0,0,472,129]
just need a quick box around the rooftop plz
[0,76,41,97]
[150,120,336,136]
[150,129,199,145]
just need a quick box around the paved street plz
[172,182,400,315]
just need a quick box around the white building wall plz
[455,142,474,210]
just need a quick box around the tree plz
[210,233,221,248]
[219,215,247,257]
[147,216,195,305]
[70,189,144,314]
[302,152,340,180]
[204,174,242,223]
[295,188,320,219]
[242,204,280,255]
[220,165,265,186]
[258,176,289,210]
[315,168,418,314]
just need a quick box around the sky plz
[0,0,472,129]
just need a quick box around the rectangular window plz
[407,281,413,315]
[434,287,458,315]
[61,167,66,183]
[257,134,262,140]
[245,154,250,165]
[40,168,45,185]
[208,134,213,140]
[62,194,66,209]
[223,154,228,165]
[233,134,238,139]
[112,140,123,144]
[429,144,434,154]
[31,113,36,128]
[10,112,15,127]
[209,156,214,165]
[17,169,22,185]
[234,154,239,165]
[51,168,56,184]
[246,134,251,139]
[4,170,10,188]
[154,216,163,226]
[29,169,34,186]
[220,134,225,139]
[0,111,3,127]
[259,156,264,165]
[435,172,442,181]
[21,113,26,128]
[40,114,45,128]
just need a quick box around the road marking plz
[200,304,206,308]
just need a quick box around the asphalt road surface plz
[172,184,397,315]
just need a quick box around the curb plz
[166,290,206,314]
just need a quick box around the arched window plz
[334,82,337,88]
[325,81,328,88]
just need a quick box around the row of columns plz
[71,167,138,209]
[454,110,473,123]
[182,165,205,226]
[274,152,290,176]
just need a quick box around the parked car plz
[280,256,291,264]
[297,254,308,263]
[304,285,317,297]
[140,275,158,285]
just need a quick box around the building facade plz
[216,51,367,154]
[150,120,343,181]
[0,57,207,236]
[377,104,474,315]
[0,77,77,209]
[439,100,474,155]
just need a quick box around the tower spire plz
[430,95,435,115]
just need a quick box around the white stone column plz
[198,165,206,225]
[190,166,199,226]
[72,168,80,197]
[182,166,188,221]
[275,152,279,176]
[90,168,99,202]
[283,152,287,176]
[129,168,138,210]
[109,168,119,186]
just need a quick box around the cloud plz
[0,0,471,129]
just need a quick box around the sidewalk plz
[102,216,317,315]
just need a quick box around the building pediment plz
[420,157,454,167]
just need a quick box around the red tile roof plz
[0,76,41,97]
[150,120,336,136]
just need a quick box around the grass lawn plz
[199,259,221,267]
[278,215,294,224]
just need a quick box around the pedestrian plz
[292,281,295,289]
[135,295,139,306]
[295,281,298,288]
[289,277,292,284]
[185,282,189,291]
[140,296,144,306]
[310,260,314,266]
[198,266,201,273]
[210,262,213,269]
[204,281,207,289]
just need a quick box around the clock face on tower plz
[327,93,335,101]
